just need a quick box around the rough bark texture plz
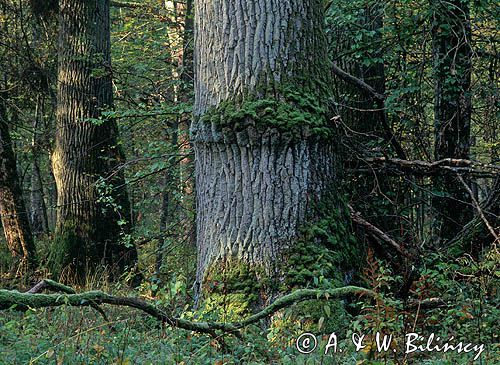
[192,0,339,303]
[431,0,473,241]
[51,0,136,277]
[0,95,37,272]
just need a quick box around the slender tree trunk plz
[330,2,411,253]
[178,0,195,247]
[51,0,136,277]
[155,0,194,275]
[431,0,473,241]
[155,125,178,276]
[193,0,346,305]
[0,94,37,273]
[30,96,49,235]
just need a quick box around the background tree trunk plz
[431,0,473,241]
[192,0,344,305]
[51,0,136,277]
[155,0,195,277]
[0,93,37,273]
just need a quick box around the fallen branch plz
[0,281,375,337]
[26,279,110,322]
[331,62,385,101]
[457,175,500,245]
[27,279,75,294]
[348,205,412,259]
[110,1,143,9]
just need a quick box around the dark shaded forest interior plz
[0,0,498,363]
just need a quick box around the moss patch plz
[48,220,86,279]
[199,84,333,140]
[200,260,271,320]
[283,194,363,290]
[198,194,365,327]
[275,193,364,332]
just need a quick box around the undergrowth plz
[0,246,498,364]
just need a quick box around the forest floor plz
[0,274,498,365]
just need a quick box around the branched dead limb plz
[349,157,500,178]
[27,279,76,294]
[25,279,111,322]
[0,281,375,338]
[330,63,407,160]
[449,176,500,252]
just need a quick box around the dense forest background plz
[0,0,498,363]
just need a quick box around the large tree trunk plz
[431,0,473,241]
[192,0,346,306]
[0,94,37,273]
[51,0,136,277]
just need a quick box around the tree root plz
[0,280,375,338]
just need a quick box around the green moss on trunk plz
[198,84,333,141]
[48,220,87,278]
[199,193,364,325]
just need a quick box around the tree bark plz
[431,0,473,241]
[178,0,195,247]
[0,94,37,273]
[51,0,136,277]
[192,0,341,304]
